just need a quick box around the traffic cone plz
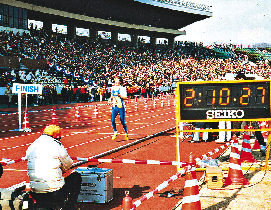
[135,102,138,112]
[231,134,237,141]
[153,99,156,109]
[181,168,201,210]
[240,134,257,163]
[75,106,81,121]
[22,111,29,129]
[252,138,261,150]
[22,110,32,132]
[253,123,263,150]
[263,130,268,139]
[50,107,58,125]
[261,121,268,139]
[122,191,133,210]
[94,105,99,118]
[144,100,148,110]
[224,139,249,185]
[243,125,249,135]
[134,97,138,112]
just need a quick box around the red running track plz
[0,97,228,210]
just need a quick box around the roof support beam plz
[1,0,186,35]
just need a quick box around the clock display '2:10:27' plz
[183,86,266,107]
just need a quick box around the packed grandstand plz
[1,29,271,106]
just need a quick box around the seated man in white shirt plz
[26,124,81,209]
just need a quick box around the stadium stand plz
[0,29,270,107]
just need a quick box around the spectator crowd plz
[1,29,271,107]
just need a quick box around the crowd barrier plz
[1,132,270,209]
[71,157,189,167]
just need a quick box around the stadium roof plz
[2,0,212,36]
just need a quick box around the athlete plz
[109,76,129,140]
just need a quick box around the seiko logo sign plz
[206,109,245,119]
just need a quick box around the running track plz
[0,96,228,209]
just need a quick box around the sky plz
[175,0,271,46]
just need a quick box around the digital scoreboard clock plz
[177,80,271,121]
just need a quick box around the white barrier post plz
[216,121,225,143]
[18,93,22,131]
[226,121,231,141]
